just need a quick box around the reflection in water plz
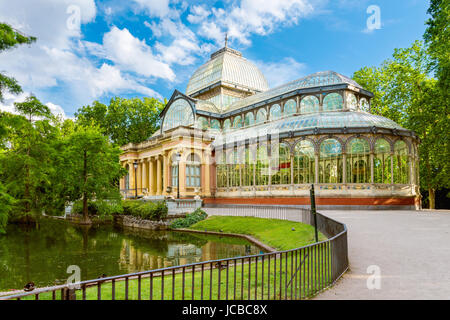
[0,220,262,291]
[118,240,260,273]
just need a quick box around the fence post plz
[310,184,318,242]
[62,287,76,300]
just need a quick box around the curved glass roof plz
[225,71,363,113]
[186,47,268,96]
[212,111,405,145]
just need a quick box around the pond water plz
[0,219,263,291]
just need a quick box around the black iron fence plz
[1,205,347,300]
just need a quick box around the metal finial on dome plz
[225,33,228,48]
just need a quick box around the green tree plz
[0,23,36,101]
[58,126,126,223]
[0,97,57,221]
[353,41,449,209]
[424,0,449,93]
[75,97,165,146]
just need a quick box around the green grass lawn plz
[189,216,326,250]
[17,216,330,300]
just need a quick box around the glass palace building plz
[120,45,421,209]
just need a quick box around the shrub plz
[72,200,123,216]
[121,200,168,221]
[170,208,207,229]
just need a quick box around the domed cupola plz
[186,45,268,112]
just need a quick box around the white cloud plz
[102,26,175,80]
[144,17,215,67]
[132,0,171,18]
[0,0,168,115]
[256,57,306,88]
[46,102,67,119]
[187,5,210,24]
[192,0,317,46]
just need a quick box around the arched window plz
[271,143,291,185]
[346,92,358,111]
[270,104,282,121]
[216,150,227,188]
[186,153,201,188]
[125,164,130,190]
[244,112,255,127]
[196,116,209,129]
[319,139,343,183]
[346,138,370,183]
[223,119,231,131]
[294,140,315,184]
[233,116,243,129]
[211,119,221,130]
[393,140,409,184]
[284,99,296,117]
[300,96,319,114]
[256,109,267,124]
[162,99,194,131]
[255,144,269,186]
[323,93,343,111]
[374,139,391,184]
[360,98,370,112]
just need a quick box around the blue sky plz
[0,0,430,118]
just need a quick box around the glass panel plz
[256,109,267,124]
[211,119,221,129]
[270,104,282,121]
[294,140,315,184]
[186,153,201,188]
[319,139,343,183]
[323,93,343,111]
[162,99,194,131]
[223,119,231,131]
[300,96,319,114]
[373,139,391,184]
[346,138,370,183]
[233,116,243,129]
[196,116,209,129]
[284,99,296,116]
[360,98,370,112]
[271,143,291,185]
[216,151,227,188]
[393,140,409,184]
[256,144,269,186]
[242,145,255,186]
[244,112,254,126]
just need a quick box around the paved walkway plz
[315,210,450,300]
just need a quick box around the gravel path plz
[315,210,450,300]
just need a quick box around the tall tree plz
[75,97,165,146]
[0,97,56,221]
[59,126,126,224]
[424,0,449,93]
[0,23,36,101]
[353,41,449,209]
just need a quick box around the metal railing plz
[1,205,347,300]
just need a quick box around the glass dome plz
[186,47,268,96]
